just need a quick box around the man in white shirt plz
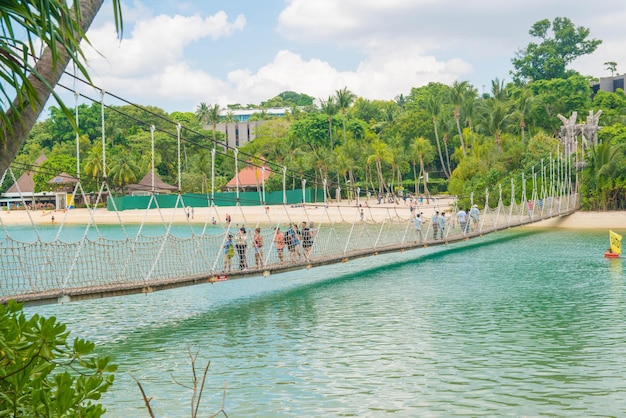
[413,213,425,242]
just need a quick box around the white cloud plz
[83,11,245,81]
[221,48,471,105]
[58,0,626,114]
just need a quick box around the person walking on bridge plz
[253,228,264,269]
[235,227,248,271]
[223,234,234,272]
[457,208,468,233]
[301,221,316,261]
[285,224,302,262]
[470,204,480,231]
[413,213,425,243]
[431,211,439,240]
[274,227,285,264]
[438,212,446,240]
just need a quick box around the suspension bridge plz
[0,78,583,306]
[0,180,579,306]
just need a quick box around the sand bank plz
[0,202,429,227]
[527,211,626,230]
[1,202,624,230]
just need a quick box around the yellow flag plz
[610,230,622,255]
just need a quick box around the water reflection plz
[26,229,626,416]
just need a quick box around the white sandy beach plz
[0,199,625,230]
[0,197,453,227]
[527,211,626,229]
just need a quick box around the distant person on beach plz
[225,214,231,224]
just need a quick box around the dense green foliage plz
[0,301,117,417]
[511,17,601,83]
[12,75,626,209]
[8,16,625,209]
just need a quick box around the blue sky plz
[58,0,626,114]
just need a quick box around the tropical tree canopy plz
[511,17,601,83]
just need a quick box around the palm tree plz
[490,78,509,101]
[108,150,138,194]
[105,117,124,147]
[336,137,360,188]
[409,137,435,198]
[513,86,534,144]
[424,94,450,178]
[335,87,356,149]
[476,96,514,151]
[462,93,478,133]
[395,93,407,111]
[604,61,618,77]
[208,104,221,147]
[387,135,407,194]
[224,110,236,123]
[0,0,123,174]
[195,102,211,127]
[450,80,474,157]
[320,96,337,149]
[366,139,393,194]
[83,145,105,183]
[585,140,626,209]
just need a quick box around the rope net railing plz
[0,177,579,304]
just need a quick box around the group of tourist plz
[222,221,317,272]
[411,204,480,242]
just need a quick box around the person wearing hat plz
[431,211,439,240]
[469,204,480,231]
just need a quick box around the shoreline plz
[0,204,625,230]
[527,211,626,230]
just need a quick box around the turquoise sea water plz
[26,228,626,417]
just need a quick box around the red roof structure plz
[225,165,271,191]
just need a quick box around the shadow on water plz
[98,228,548,352]
[79,227,626,417]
